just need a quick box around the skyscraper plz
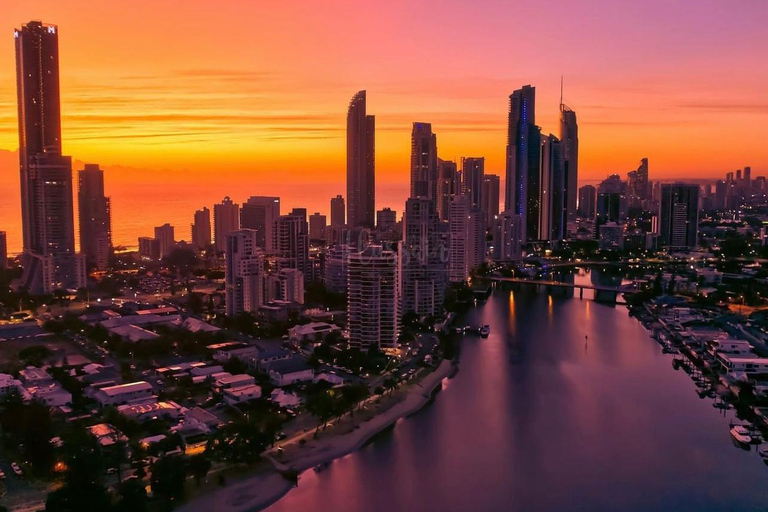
[191,207,212,249]
[538,134,566,242]
[330,195,345,228]
[402,198,448,316]
[659,184,699,250]
[596,175,628,227]
[410,123,438,207]
[506,85,541,242]
[481,174,500,228]
[240,196,280,251]
[449,195,484,282]
[347,245,400,350]
[225,229,265,316]
[437,159,458,221]
[0,232,7,270]
[578,185,596,219]
[15,21,85,293]
[492,211,522,262]
[559,91,579,223]
[627,158,649,209]
[78,164,112,270]
[346,91,375,229]
[309,212,327,242]
[274,208,310,281]
[213,196,239,253]
[154,224,175,259]
[462,157,485,210]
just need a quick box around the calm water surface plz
[267,274,768,512]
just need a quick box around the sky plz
[1,0,767,251]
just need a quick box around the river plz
[266,271,768,512]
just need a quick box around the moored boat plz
[730,425,752,445]
[480,325,490,338]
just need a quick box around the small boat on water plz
[480,325,490,338]
[730,426,752,445]
[314,462,330,472]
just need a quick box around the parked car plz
[11,462,23,477]
[0,469,6,479]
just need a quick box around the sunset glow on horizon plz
[1,0,767,252]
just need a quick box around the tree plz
[188,454,212,487]
[211,419,270,464]
[151,456,188,503]
[18,345,52,366]
[340,383,370,416]
[116,478,148,512]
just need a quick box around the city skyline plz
[1,2,765,189]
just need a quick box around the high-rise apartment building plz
[0,232,7,270]
[346,91,375,228]
[347,245,400,349]
[15,21,85,293]
[492,211,522,262]
[437,159,458,221]
[559,96,579,223]
[240,196,280,251]
[538,134,566,242]
[659,184,699,250]
[596,175,628,228]
[449,195,484,282]
[506,85,541,242]
[154,224,175,259]
[309,213,327,243]
[402,198,448,317]
[274,208,310,281]
[410,123,438,208]
[578,185,596,219]
[191,207,212,249]
[330,195,345,228]
[78,164,112,270]
[225,229,264,316]
[481,174,500,229]
[462,157,485,210]
[213,196,240,254]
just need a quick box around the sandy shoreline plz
[178,359,456,512]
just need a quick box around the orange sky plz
[1,0,766,187]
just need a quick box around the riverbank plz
[178,358,456,512]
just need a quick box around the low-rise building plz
[270,388,301,408]
[717,354,768,375]
[223,384,262,405]
[118,400,182,422]
[89,423,127,447]
[94,381,154,406]
[314,372,345,386]
[288,322,341,344]
[214,373,256,391]
[268,357,314,387]
[209,342,260,363]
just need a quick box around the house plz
[179,427,208,456]
[214,373,255,391]
[189,365,225,378]
[19,366,53,386]
[314,372,345,386]
[88,423,127,447]
[223,384,262,405]
[270,388,300,408]
[268,357,314,387]
[209,342,260,363]
[711,339,753,356]
[26,383,72,406]
[118,400,182,422]
[717,354,768,375]
[0,374,22,397]
[250,346,292,370]
[94,381,154,406]
[171,316,220,333]
[288,322,341,344]
[183,407,221,432]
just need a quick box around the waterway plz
[266,270,768,512]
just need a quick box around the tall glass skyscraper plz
[346,91,375,229]
[506,85,541,242]
[15,21,84,293]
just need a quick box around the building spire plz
[560,75,564,111]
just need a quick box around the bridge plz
[488,277,639,303]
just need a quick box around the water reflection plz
[267,279,768,512]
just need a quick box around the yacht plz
[730,425,752,445]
